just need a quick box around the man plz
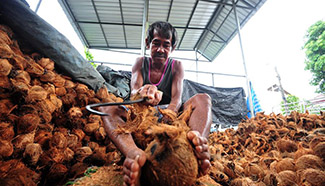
[100,21,212,186]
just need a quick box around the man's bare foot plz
[187,130,211,175]
[123,148,146,186]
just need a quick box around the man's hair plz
[146,21,178,49]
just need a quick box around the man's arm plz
[168,60,184,113]
[130,56,144,97]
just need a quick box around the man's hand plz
[138,85,162,106]
[187,130,211,175]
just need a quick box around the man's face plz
[148,30,173,63]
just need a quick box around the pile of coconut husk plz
[0,24,124,185]
[73,110,325,186]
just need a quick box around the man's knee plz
[192,93,211,107]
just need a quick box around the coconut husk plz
[229,177,254,186]
[312,142,325,160]
[50,131,67,149]
[49,94,62,110]
[84,122,100,135]
[17,113,40,134]
[0,24,13,38]
[10,78,30,94]
[61,91,77,106]
[23,143,43,165]
[77,93,90,107]
[68,162,90,179]
[39,110,53,124]
[0,29,12,45]
[0,75,11,89]
[66,134,81,150]
[12,132,35,153]
[276,138,298,153]
[277,170,297,186]
[0,58,12,76]
[25,58,44,77]
[64,79,76,89]
[13,70,31,84]
[31,78,42,86]
[67,107,83,119]
[295,154,325,170]
[43,83,56,94]
[36,58,54,71]
[142,125,198,186]
[55,86,66,96]
[53,74,66,87]
[45,163,68,185]
[75,146,93,162]
[294,142,313,160]
[0,99,14,117]
[75,83,89,94]
[46,147,65,164]
[0,43,14,58]
[0,122,15,140]
[40,70,56,83]
[63,147,75,163]
[94,126,107,141]
[35,131,52,149]
[272,158,296,173]
[25,85,48,103]
[35,99,56,114]
[72,128,86,141]
[244,163,265,181]
[297,168,325,186]
[0,139,14,158]
[95,86,110,100]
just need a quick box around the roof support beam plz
[166,0,174,22]
[232,0,254,117]
[91,0,109,48]
[200,0,254,10]
[177,0,199,49]
[141,0,149,56]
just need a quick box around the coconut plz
[298,168,325,186]
[77,93,90,106]
[0,122,14,140]
[40,70,56,82]
[84,122,100,135]
[0,75,11,89]
[0,43,14,58]
[17,113,40,134]
[95,86,110,100]
[25,58,44,77]
[277,170,297,186]
[69,162,89,179]
[312,142,325,160]
[72,128,86,141]
[36,58,54,70]
[142,125,198,186]
[0,139,14,158]
[34,131,52,149]
[53,74,66,87]
[50,132,67,149]
[0,58,12,76]
[55,87,66,96]
[295,154,325,170]
[0,99,14,116]
[64,79,76,89]
[63,147,75,162]
[67,107,83,119]
[75,146,93,162]
[273,158,296,173]
[94,127,107,141]
[23,143,43,165]
[244,163,265,181]
[14,70,31,84]
[0,29,12,45]
[12,132,35,153]
[229,177,254,186]
[43,83,55,94]
[46,163,68,184]
[75,83,89,94]
[25,85,48,103]
[11,78,30,94]
[276,139,298,153]
[39,110,53,124]
[49,94,62,110]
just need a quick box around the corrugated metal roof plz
[59,0,267,62]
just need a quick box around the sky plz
[26,0,325,114]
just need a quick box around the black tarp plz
[182,79,248,129]
[0,0,106,91]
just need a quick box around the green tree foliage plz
[281,94,301,114]
[303,20,325,93]
[84,47,97,68]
